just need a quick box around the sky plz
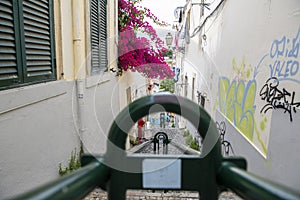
[138,0,186,41]
[139,0,186,29]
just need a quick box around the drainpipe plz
[72,0,87,147]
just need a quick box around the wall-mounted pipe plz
[72,0,87,142]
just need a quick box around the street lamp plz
[165,32,173,48]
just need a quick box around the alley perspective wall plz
[0,0,121,199]
[181,0,300,191]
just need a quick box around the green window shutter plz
[99,0,107,71]
[90,0,107,75]
[21,0,56,82]
[0,0,22,87]
[91,0,100,74]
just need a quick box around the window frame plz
[0,0,56,90]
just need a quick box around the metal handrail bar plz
[13,161,109,200]
[217,162,300,200]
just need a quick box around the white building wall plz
[0,81,81,199]
[181,0,300,191]
[117,71,147,149]
[0,0,121,199]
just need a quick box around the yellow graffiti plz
[219,58,258,141]
[219,78,256,141]
[254,121,268,155]
[219,58,268,156]
[232,57,253,82]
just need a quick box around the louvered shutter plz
[0,0,22,87]
[21,0,56,82]
[91,0,100,74]
[99,0,107,71]
[90,0,107,75]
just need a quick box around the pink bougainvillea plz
[118,0,175,79]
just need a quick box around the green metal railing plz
[13,161,109,200]
[13,94,300,200]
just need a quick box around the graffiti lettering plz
[268,27,300,81]
[269,59,299,78]
[259,77,300,121]
[216,121,234,156]
[219,77,256,141]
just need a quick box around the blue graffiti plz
[254,53,269,79]
[270,27,300,59]
[268,27,300,83]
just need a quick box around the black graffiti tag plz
[216,121,234,156]
[259,77,300,121]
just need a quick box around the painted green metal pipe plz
[105,93,222,200]
[105,93,221,167]
[217,162,300,200]
[13,161,110,200]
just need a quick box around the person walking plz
[137,118,145,143]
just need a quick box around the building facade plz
[0,0,136,198]
[176,0,300,191]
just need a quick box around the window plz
[0,0,56,90]
[90,0,107,75]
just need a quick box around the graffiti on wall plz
[268,27,300,83]
[257,26,300,121]
[259,77,300,122]
[216,120,234,156]
[219,58,256,142]
[218,26,300,157]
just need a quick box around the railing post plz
[105,93,222,200]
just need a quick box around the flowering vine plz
[118,0,175,79]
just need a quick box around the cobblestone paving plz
[83,187,243,200]
[83,128,242,199]
[139,128,187,154]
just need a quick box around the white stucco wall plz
[0,81,81,199]
[181,0,300,191]
[117,71,148,149]
[0,0,121,198]
[81,73,121,155]
[118,71,147,110]
[0,75,121,199]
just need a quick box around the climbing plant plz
[118,0,175,79]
